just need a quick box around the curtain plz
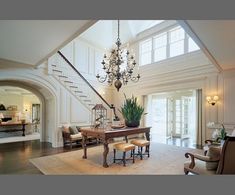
[196,89,203,146]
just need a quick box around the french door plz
[171,97,191,139]
[149,92,196,142]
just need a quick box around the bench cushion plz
[70,133,82,141]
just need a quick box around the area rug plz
[30,142,202,175]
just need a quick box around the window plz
[169,27,185,57]
[140,39,152,66]
[139,25,200,66]
[153,32,167,62]
[188,37,200,52]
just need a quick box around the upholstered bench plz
[130,139,150,160]
[62,126,82,149]
[113,142,135,166]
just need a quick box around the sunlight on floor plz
[0,133,40,144]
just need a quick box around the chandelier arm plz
[97,74,108,83]
[96,19,140,91]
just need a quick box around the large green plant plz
[119,95,145,123]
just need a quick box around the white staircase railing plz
[48,51,119,122]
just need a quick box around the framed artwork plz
[7,105,17,111]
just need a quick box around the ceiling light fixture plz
[96,20,140,91]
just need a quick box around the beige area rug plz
[30,142,202,175]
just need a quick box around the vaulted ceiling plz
[186,20,235,70]
[0,20,94,66]
[0,20,235,71]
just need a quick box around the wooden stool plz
[113,142,135,166]
[130,139,150,160]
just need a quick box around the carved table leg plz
[103,140,109,168]
[145,131,150,153]
[82,135,87,159]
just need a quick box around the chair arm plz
[205,139,214,144]
[193,154,219,162]
[185,152,196,169]
[185,152,220,169]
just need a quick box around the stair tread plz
[58,75,68,78]
[52,69,62,72]
[64,80,73,83]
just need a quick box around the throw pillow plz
[69,126,79,134]
[206,146,221,170]
[76,126,81,132]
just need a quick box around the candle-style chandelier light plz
[96,20,140,91]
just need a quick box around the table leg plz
[22,124,26,136]
[145,131,150,152]
[103,140,109,168]
[82,135,87,159]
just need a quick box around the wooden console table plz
[0,122,28,136]
[80,126,151,168]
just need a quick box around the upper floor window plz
[169,27,185,57]
[140,39,152,66]
[188,37,200,52]
[153,32,167,62]
[139,25,200,66]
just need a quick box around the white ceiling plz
[80,20,164,49]
[0,20,93,65]
[0,86,33,95]
[186,20,235,70]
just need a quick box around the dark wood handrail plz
[57,51,119,120]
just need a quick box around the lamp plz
[206,95,219,106]
[96,20,140,91]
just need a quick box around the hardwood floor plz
[0,138,202,174]
[0,140,83,174]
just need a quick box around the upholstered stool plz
[130,139,150,160]
[113,142,135,166]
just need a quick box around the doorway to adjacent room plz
[145,89,200,148]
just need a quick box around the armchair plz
[184,136,235,175]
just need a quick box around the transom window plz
[139,25,200,66]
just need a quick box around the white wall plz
[112,40,221,142]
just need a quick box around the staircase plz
[48,51,118,121]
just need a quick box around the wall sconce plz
[206,95,219,106]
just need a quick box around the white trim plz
[35,20,97,67]
[178,20,222,72]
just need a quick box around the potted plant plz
[119,95,146,127]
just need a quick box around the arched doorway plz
[0,80,57,146]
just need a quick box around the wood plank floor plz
[0,140,84,174]
[0,138,200,174]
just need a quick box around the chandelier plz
[96,20,140,91]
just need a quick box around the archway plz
[0,80,57,146]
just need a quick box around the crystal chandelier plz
[96,20,140,91]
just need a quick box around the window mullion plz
[166,31,170,59]
[185,33,188,54]
[151,37,154,63]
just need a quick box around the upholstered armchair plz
[184,136,235,175]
